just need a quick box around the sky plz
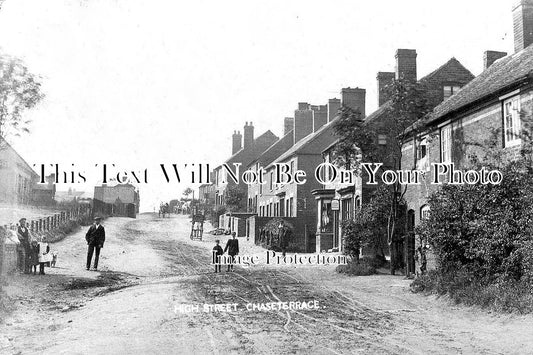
[0,0,515,211]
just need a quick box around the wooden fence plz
[0,204,92,275]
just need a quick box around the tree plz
[332,79,432,274]
[0,53,44,141]
[224,185,245,212]
[182,187,193,201]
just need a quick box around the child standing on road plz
[29,240,40,275]
[212,240,223,273]
[37,237,51,275]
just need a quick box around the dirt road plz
[1,214,532,354]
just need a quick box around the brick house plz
[402,0,533,274]
[199,182,215,205]
[93,183,140,218]
[213,122,278,227]
[314,49,474,261]
[250,90,362,252]
[246,117,294,214]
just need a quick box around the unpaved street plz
[1,214,533,355]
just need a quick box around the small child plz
[29,240,40,275]
[37,237,51,275]
[212,240,223,273]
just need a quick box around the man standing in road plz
[224,232,239,272]
[85,217,105,271]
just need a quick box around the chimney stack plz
[298,102,310,110]
[395,49,417,82]
[283,117,294,136]
[294,104,313,143]
[513,0,533,53]
[243,122,254,150]
[327,98,341,122]
[377,72,395,107]
[484,50,507,70]
[232,130,242,154]
[311,105,327,132]
[341,88,366,117]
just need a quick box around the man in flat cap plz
[85,216,105,270]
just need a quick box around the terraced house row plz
[208,0,533,275]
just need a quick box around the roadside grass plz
[336,256,378,276]
[411,270,533,314]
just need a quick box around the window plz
[377,134,387,145]
[416,138,429,170]
[441,125,452,163]
[443,85,461,100]
[421,205,430,220]
[320,200,333,233]
[270,172,274,191]
[504,96,521,147]
[341,198,353,221]
[289,197,294,217]
[290,160,295,175]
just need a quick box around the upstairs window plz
[441,125,452,163]
[377,134,387,145]
[416,138,429,171]
[443,85,461,100]
[504,96,521,147]
[421,205,430,220]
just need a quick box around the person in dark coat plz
[224,232,239,272]
[212,239,223,273]
[29,240,40,275]
[85,217,105,270]
[17,218,31,274]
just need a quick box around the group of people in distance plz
[212,232,239,273]
[16,218,53,275]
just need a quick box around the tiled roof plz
[270,118,337,166]
[429,46,533,123]
[365,57,474,124]
[249,130,294,168]
[218,130,279,168]
[0,137,39,178]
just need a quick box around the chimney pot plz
[232,130,242,155]
[312,105,328,132]
[298,102,310,110]
[341,87,366,117]
[283,117,294,136]
[395,49,417,82]
[294,106,313,143]
[484,50,507,70]
[243,122,254,149]
[513,0,533,53]
[327,98,341,122]
[376,72,395,107]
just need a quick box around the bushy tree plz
[342,184,402,263]
[224,185,245,212]
[417,160,533,281]
[0,53,44,140]
[333,79,431,274]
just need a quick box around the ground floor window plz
[320,200,333,233]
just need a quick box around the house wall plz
[402,88,533,272]
[0,147,38,205]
